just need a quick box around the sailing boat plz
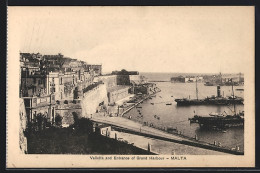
[174,77,244,106]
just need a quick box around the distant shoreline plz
[148,81,170,82]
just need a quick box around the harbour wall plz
[81,84,108,118]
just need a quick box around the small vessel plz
[151,103,154,105]
[204,82,214,86]
[236,88,244,91]
[166,103,172,105]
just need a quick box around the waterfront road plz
[92,115,184,141]
[91,115,243,155]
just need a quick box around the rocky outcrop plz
[19,99,28,154]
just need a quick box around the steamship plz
[188,111,244,128]
[175,78,244,106]
[188,80,244,129]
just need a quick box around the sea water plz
[124,72,244,152]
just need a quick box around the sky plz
[9,6,254,73]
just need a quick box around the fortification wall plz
[81,84,108,118]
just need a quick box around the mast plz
[231,78,236,114]
[196,76,198,100]
[220,72,222,85]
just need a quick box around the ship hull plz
[175,99,243,106]
[189,116,244,128]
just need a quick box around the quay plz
[120,94,153,116]
[91,116,243,155]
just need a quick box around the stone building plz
[23,94,56,123]
[171,76,185,83]
[133,83,157,95]
[95,124,111,137]
[87,64,102,76]
[20,73,47,97]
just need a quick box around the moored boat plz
[188,81,244,129]
[175,78,243,106]
[188,112,244,128]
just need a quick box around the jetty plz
[120,95,151,116]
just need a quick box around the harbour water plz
[123,72,244,152]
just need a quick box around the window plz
[51,87,56,93]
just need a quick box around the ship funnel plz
[217,85,221,97]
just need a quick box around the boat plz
[188,112,244,128]
[188,82,244,129]
[204,82,214,86]
[236,88,244,91]
[166,103,172,105]
[175,78,244,106]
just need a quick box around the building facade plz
[23,94,56,123]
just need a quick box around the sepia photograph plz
[7,6,255,168]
